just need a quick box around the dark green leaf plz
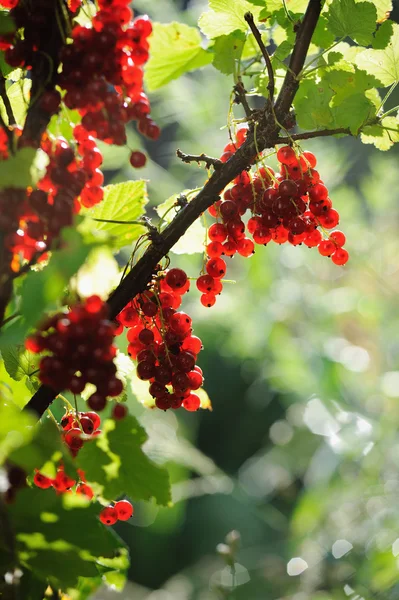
[326,0,377,45]
[0,148,36,189]
[8,487,127,589]
[0,10,15,35]
[78,415,171,506]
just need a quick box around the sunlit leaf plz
[145,22,212,90]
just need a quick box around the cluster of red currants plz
[25,295,123,411]
[0,127,106,274]
[33,407,133,526]
[115,268,204,411]
[198,132,349,307]
[59,0,157,168]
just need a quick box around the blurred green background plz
[84,0,399,598]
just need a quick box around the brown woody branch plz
[24,0,330,418]
[278,127,352,143]
[274,0,323,119]
[176,149,223,169]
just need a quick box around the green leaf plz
[294,79,335,130]
[212,31,246,75]
[373,19,393,49]
[323,65,380,105]
[8,418,70,476]
[312,15,336,49]
[199,0,263,38]
[360,115,399,150]
[18,228,94,327]
[0,10,15,35]
[80,181,148,250]
[359,0,392,23]
[156,191,206,254]
[77,415,171,506]
[1,346,38,382]
[332,92,375,134]
[145,22,212,91]
[0,398,35,464]
[7,487,127,589]
[0,148,36,189]
[355,22,399,86]
[326,0,377,45]
[2,79,31,127]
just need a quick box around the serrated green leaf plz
[79,181,148,250]
[360,115,399,150]
[0,148,36,189]
[355,22,399,86]
[294,79,335,130]
[373,19,393,49]
[7,487,126,589]
[332,93,375,134]
[77,415,171,506]
[312,15,336,48]
[1,346,38,382]
[212,31,246,75]
[324,65,380,105]
[199,0,263,38]
[145,22,212,91]
[357,0,392,23]
[156,191,206,254]
[326,0,377,45]
[18,228,94,327]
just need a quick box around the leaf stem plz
[377,81,399,114]
[379,104,399,120]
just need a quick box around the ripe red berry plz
[183,393,201,411]
[318,239,336,257]
[76,483,94,499]
[112,403,127,420]
[33,471,52,489]
[114,499,134,520]
[99,506,118,526]
[206,257,226,279]
[165,268,187,290]
[330,230,346,247]
[130,150,147,168]
[331,248,349,265]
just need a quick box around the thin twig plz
[176,149,223,169]
[277,127,352,143]
[244,12,275,104]
[233,81,253,118]
[0,73,15,126]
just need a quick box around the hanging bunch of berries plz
[194,129,349,308]
[25,295,123,411]
[115,267,204,412]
